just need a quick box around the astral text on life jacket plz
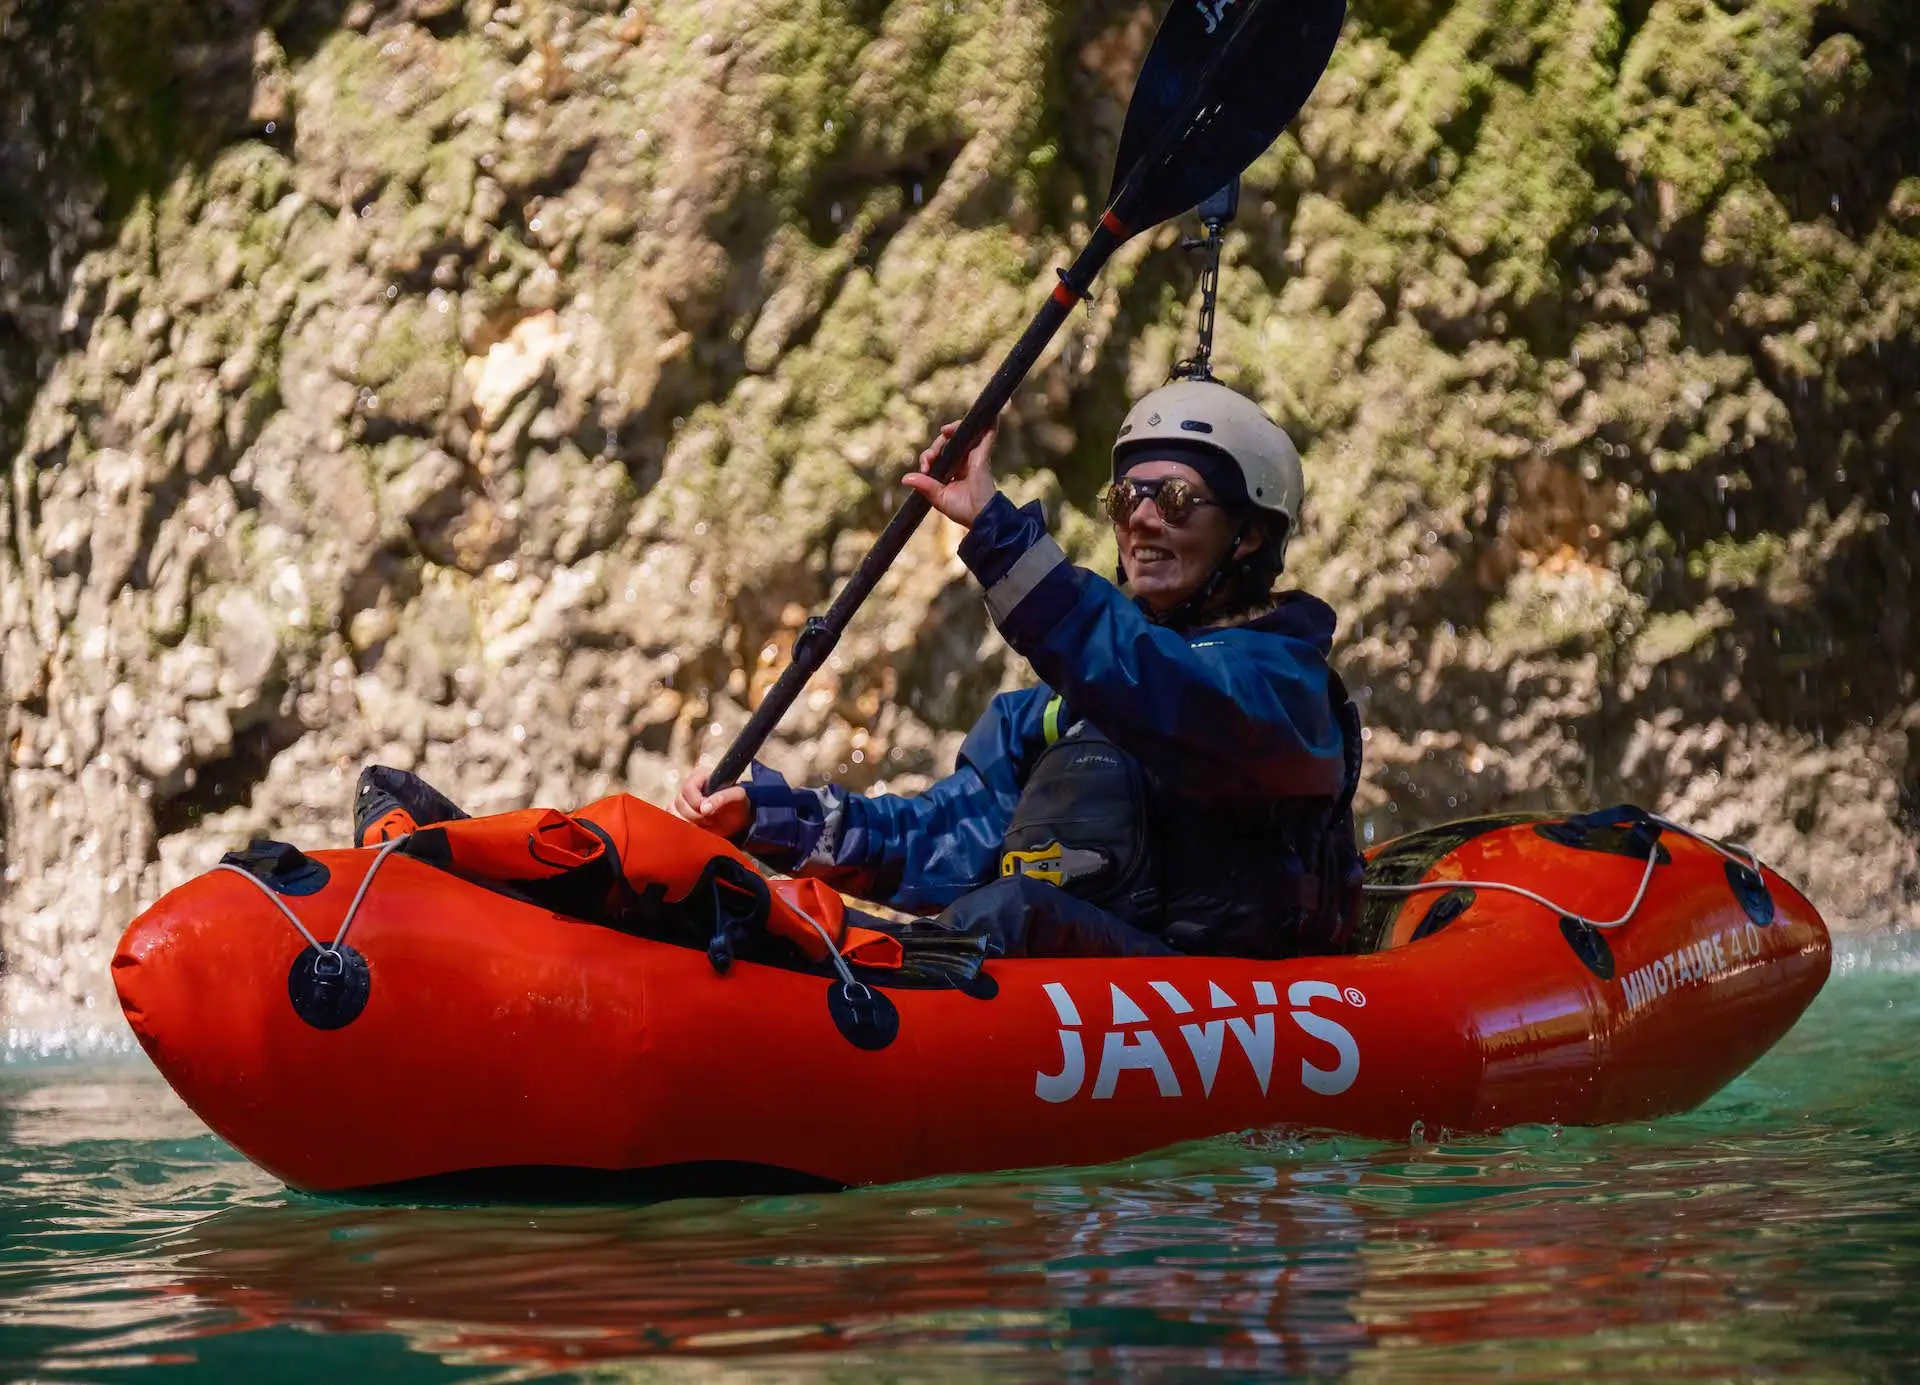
[1033,978,1362,1104]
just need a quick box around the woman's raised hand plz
[902,419,999,529]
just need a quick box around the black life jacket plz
[996,675,1365,960]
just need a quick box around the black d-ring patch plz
[1725,861,1775,926]
[1560,916,1615,980]
[1535,816,1671,865]
[222,840,330,896]
[1412,888,1475,941]
[289,944,371,1029]
[961,968,1000,1001]
[827,980,898,1050]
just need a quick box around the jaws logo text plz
[1035,979,1362,1103]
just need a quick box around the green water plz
[3,936,1917,1383]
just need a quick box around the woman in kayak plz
[676,380,1363,959]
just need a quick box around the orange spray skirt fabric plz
[112,801,1830,1195]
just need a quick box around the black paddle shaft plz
[706,216,1125,790]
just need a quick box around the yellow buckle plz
[1000,844,1065,886]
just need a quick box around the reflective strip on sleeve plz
[1042,695,1064,746]
[984,534,1067,625]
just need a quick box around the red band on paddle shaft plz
[1101,210,1127,236]
[1051,281,1076,306]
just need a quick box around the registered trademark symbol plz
[1344,987,1366,1007]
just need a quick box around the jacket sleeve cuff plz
[738,761,819,871]
[958,493,1083,644]
[958,492,1043,586]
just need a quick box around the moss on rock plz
[3,0,1918,1024]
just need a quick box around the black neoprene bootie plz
[353,765,470,847]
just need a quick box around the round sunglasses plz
[1100,476,1224,528]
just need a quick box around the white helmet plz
[1111,380,1303,557]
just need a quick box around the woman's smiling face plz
[1114,459,1256,614]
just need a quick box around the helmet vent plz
[1179,419,1214,433]
[1117,424,1133,436]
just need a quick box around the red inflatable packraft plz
[112,793,1829,1196]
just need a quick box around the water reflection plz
[23,1165,1369,1375]
[3,937,1918,1380]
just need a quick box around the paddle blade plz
[1109,0,1347,234]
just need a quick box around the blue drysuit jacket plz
[739,491,1350,913]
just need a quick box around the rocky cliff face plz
[4,0,1916,1027]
